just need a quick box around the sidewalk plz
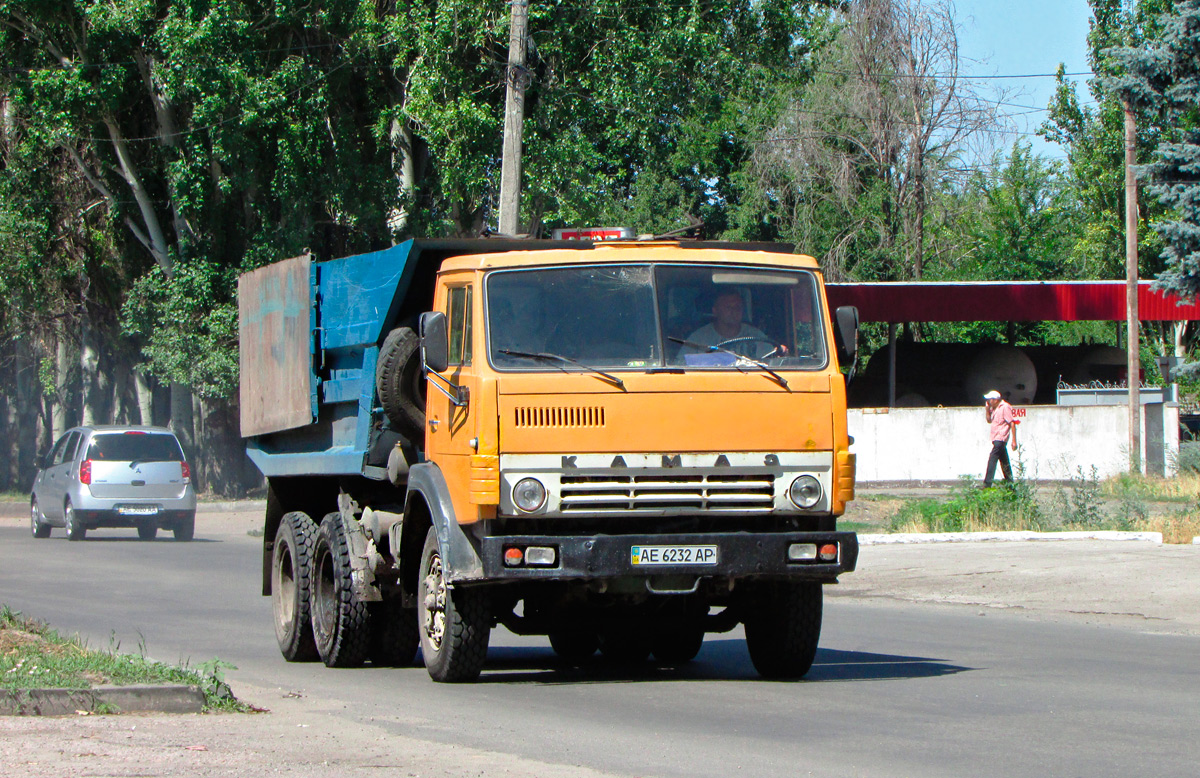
[831,538,1200,636]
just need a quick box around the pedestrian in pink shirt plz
[983,389,1018,487]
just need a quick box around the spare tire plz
[376,327,426,438]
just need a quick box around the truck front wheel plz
[311,512,371,668]
[272,512,320,662]
[743,581,823,679]
[418,527,490,682]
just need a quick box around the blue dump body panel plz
[244,241,419,478]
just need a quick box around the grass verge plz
[884,473,1200,543]
[1,605,254,712]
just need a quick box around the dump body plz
[240,238,858,681]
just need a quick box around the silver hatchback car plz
[30,426,197,541]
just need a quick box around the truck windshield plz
[487,264,827,371]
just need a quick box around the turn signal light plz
[79,459,92,485]
[819,543,839,561]
[503,545,558,567]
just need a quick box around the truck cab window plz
[447,285,472,367]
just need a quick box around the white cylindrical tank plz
[963,346,1037,404]
[1065,345,1129,386]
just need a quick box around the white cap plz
[983,390,1002,400]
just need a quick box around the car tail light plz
[79,459,92,485]
[180,462,191,483]
[123,430,147,434]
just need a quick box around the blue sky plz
[954,0,1095,158]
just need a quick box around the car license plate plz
[630,545,718,566]
[117,505,160,516]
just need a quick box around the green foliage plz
[1,0,836,401]
[1039,0,1174,281]
[1056,465,1107,528]
[121,259,239,399]
[0,605,251,712]
[949,143,1081,281]
[1173,441,1200,472]
[889,476,1045,533]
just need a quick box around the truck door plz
[425,281,481,522]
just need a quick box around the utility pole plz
[1123,97,1141,474]
[498,0,529,236]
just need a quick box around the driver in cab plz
[683,289,779,360]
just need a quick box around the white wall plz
[849,404,1179,483]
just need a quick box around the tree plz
[954,143,1081,282]
[1039,0,1176,280]
[750,0,999,280]
[1107,0,1200,301]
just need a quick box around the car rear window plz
[86,433,184,462]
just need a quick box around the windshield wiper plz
[498,349,626,390]
[667,337,789,390]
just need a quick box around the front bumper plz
[479,531,858,582]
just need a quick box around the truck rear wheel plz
[548,630,599,661]
[311,512,371,668]
[743,581,823,679]
[376,327,426,439]
[272,512,320,662]
[418,527,490,682]
[598,624,652,664]
[368,599,420,667]
[652,623,705,664]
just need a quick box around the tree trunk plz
[135,368,154,426]
[170,382,195,481]
[53,331,70,440]
[80,308,100,426]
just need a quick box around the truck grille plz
[514,406,606,428]
[559,472,775,513]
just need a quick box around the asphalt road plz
[2,512,1198,778]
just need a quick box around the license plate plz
[117,505,160,516]
[630,545,718,566]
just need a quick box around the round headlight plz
[789,475,822,509]
[512,478,547,512]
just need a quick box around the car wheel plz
[311,512,371,668]
[172,512,195,542]
[272,511,320,662]
[137,524,158,541]
[64,500,85,541]
[418,526,490,682]
[30,499,51,539]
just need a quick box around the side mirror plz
[419,311,449,374]
[835,305,859,367]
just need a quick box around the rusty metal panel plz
[238,254,314,437]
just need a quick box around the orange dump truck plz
[238,238,859,682]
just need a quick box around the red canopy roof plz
[824,280,1200,323]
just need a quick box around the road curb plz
[0,684,205,716]
[196,500,265,513]
[860,530,1166,546]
